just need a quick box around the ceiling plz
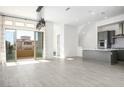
[0,6,37,20]
[44,6,124,26]
[0,6,124,26]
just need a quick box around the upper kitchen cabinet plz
[115,23,123,35]
[98,22,124,36]
[98,23,119,33]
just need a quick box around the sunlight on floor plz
[66,58,74,61]
[6,60,39,66]
[38,59,51,63]
[18,61,39,65]
[6,62,17,66]
[6,59,51,66]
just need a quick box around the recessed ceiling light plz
[88,10,96,15]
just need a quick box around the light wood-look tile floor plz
[0,57,124,87]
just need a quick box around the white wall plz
[78,23,97,50]
[53,23,65,58]
[52,24,78,58]
[79,14,124,50]
[77,25,85,57]
[45,22,54,59]
[64,25,78,57]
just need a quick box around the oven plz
[99,40,107,49]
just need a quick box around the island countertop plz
[83,49,121,65]
[83,48,124,52]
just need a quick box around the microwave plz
[99,40,107,49]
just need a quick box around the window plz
[26,23,35,28]
[15,22,24,27]
[4,20,13,25]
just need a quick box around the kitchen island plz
[83,49,124,65]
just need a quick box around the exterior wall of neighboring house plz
[17,36,34,51]
[17,36,34,58]
[21,41,34,50]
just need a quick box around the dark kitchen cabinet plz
[98,31,115,48]
[98,32,107,40]
[108,31,115,46]
[117,50,124,61]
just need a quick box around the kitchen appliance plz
[99,40,107,49]
[98,31,115,49]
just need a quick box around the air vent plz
[113,22,124,39]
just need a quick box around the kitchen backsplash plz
[112,38,124,48]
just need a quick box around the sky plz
[5,30,15,45]
[17,30,34,40]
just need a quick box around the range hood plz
[114,22,124,38]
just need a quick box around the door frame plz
[4,28,17,62]
[4,28,45,62]
[34,31,44,60]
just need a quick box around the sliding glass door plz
[5,29,44,61]
[5,29,16,62]
[34,32,44,59]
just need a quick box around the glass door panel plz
[35,32,44,59]
[5,29,16,62]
